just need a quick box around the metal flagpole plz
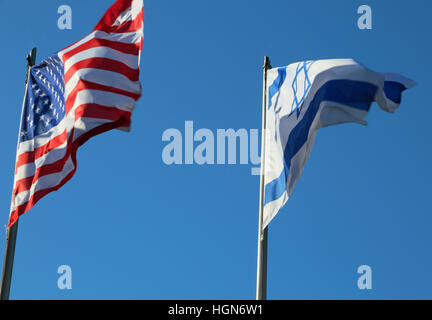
[256,56,271,300]
[0,48,37,300]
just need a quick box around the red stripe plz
[75,103,132,121]
[64,57,139,84]
[16,130,68,169]
[13,135,75,196]
[8,115,131,228]
[62,38,140,64]
[65,79,141,115]
[112,9,144,34]
[94,8,144,34]
[93,0,135,32]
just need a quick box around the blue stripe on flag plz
[264,79,378,206]
[384,81,407,104]
[264,164,290,206]
[268,67,287,110]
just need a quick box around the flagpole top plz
[263,56,272,70]
[26,48,37,67]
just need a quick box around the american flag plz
[9,0,144,227]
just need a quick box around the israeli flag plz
[263,59,416,228]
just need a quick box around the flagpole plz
[0,48,37,300]
[256,56,271,300]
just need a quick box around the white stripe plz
[15,141,68,182]
[94,30,143,44]
[112,0,143,26]
[73,117,113,141]
[64,46,139,71]
[73,89,136,112]
[58,30,142,60]
[65,68,142,96]
[12,156,75,211]
[58,33,97,59]
[263,191,288,229]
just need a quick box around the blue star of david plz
[290,61,314,117]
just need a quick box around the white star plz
[36,107,41,114]
[34,88,41,94]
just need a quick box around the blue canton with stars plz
[21,55,66,142]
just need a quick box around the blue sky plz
[0,0,430,299]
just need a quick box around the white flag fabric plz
[263,59,416,228]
